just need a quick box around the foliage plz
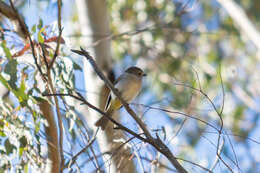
[0,15,79,171]
[0,0,259,172]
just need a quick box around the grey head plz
[125,66,147,77]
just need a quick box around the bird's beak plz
[143,73,147,77]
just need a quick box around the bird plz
[95,66,146,130]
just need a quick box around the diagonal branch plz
[72,48,152,139]
[8,0,46,80]
[71,48,189,173]
[217,0,260,53]
[0,1,27,39]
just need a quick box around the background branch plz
[217,0,260,54]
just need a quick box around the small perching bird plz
[95,66,146,130]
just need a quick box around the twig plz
[44,92,148,143]
[208,138,225,172]
[133,103,218,131]
[48,0,63,69]
[67,129,98,168]
[8,0,47,81]
[0,1,26,39]
[40,43,49,69]
[225,130,241,172]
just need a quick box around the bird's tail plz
[95,99,122,130]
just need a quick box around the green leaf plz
[1,41,12,60]
[38,32,44,43]
[0,167,5,173]
[0,148,5,154]
[35,121,40,133]
[73,61,82,70]
[0,74,11,91]
[19,147,24,157]
[19,136,27,148]
[37,19,43,29]
[0,71,29,107]
[37,27,45,43]
[32,95,48,102]
[4,59,18,89]
[31,24,37,33]
[16,78,29,107]
[0,130,6,137]
[0,120,5,137]
[4,139,16,155]
[24,163,29,173]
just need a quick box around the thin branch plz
[48,0,63,69]
[0,1,26,39]
[99,134,145,172]
[40,43,49,69]
[208,138,225,172]
[203,130,260,145]
[225,130,241,172]
[67,129,98,168]
[44,92,148,142]
[172,68,231,172]
[8,0,47,81]
[133,103,218,131]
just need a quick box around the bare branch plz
[8,0,46,80]
[44,92,148,142]
[67,129,98,168]
[48,0,63,69]
[0,1,26,39]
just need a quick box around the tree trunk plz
[75,0,137,172]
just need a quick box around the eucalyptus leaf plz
[4,139,16,155]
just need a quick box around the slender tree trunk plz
[39,101,60,173]
[75,0,137,172]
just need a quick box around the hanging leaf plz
[31,24,37,33]
[4,139,16,155]
[1,41,12,60]
[38,27,45,43]
[37,18,43,29]
[4,59,18,90]
[15,77,29,107]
